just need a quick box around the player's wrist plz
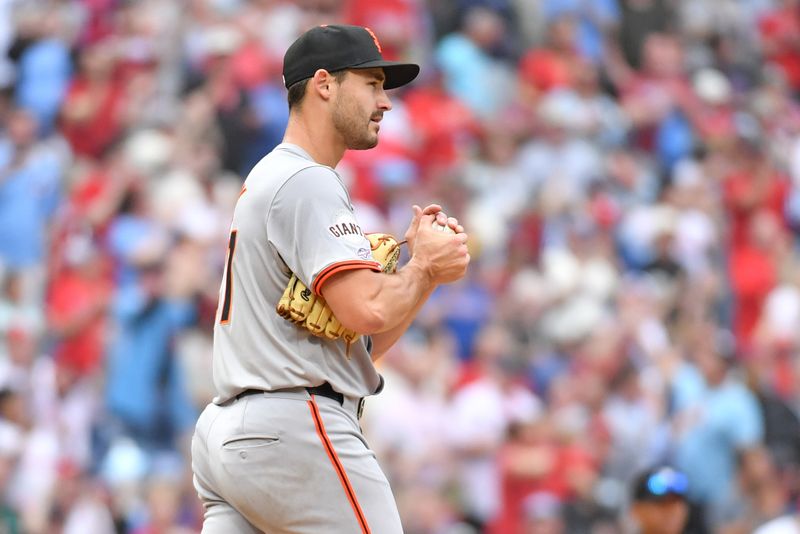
[405,255,435,287]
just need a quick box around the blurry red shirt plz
[695,106,736,143]
[69,167,119,235]
[759,8,800,90]
[78,0,116,45]
[729,244,777,347]
[489,442,594,534]
[404,86,480,180]
[723,170,789,248]
[231,41,274,90]
[340,139,412,207]
[724,166,788,347]
[47,270,110,375]
[72,169,108,210]
[451,360,484,393]
[61,78,125,159]
[344,0,418,61]
[519,50,575,92]
[507,211,543,267]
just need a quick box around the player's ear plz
[311,69,335,101]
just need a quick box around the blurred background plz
[1,0,800,533]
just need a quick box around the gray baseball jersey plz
[212,143,384,404]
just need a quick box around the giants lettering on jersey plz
[329,209,366,244]
[329,222,363,238]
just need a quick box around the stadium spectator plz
[627,466,690,534]
[0,1,799,531]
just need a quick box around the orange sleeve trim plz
[312,260,381,296]
[307,399,372,534]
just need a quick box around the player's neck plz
[283,113,346,168]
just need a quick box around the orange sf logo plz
[364,27,382,53]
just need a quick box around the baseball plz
[432,221,456,234]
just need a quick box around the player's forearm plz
[321,258,433,334]
[369,285,436,360]
[323,227,467,336]
[362,258,435,335]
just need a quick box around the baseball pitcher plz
[191,24,470,533]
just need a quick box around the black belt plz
[235,383,365,418]
[306,382,345,404]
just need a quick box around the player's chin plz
[348,134,379,150]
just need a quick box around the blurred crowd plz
[2,0,800,533]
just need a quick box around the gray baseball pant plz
[191,388,404,533]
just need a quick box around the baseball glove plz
[276,233,402,355]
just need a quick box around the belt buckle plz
[356,398,365,419]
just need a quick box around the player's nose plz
[377,89,392,111]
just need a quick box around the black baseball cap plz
[632,467,689,502]
[282,24,420,90]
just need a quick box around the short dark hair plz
[287,70,348,110]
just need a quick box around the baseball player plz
[191,24,470,533]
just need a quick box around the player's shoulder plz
[249,145,338,187]
[277,162,347,200]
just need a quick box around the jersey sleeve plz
[267,165,381,295]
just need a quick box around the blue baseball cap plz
[632,467,689,502]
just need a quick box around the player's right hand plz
[405,204,440,254]
[404,204,464,255]
[411,213,470,285]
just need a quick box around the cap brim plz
[351,60,420,90]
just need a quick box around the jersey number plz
[220,230,237,324]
